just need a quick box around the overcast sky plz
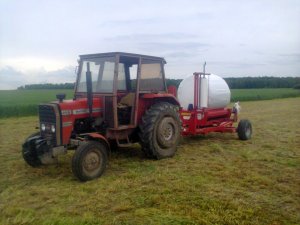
[0,0,299,89]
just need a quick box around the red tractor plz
[22,52,252,181]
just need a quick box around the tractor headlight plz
[41,123,46,131]
[51,125,56,133]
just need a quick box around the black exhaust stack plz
[86,62,93,118]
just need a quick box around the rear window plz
[139,59,165,92]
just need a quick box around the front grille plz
[39,105,56,123]
[39,104,57,146]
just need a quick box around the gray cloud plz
[0,0,300,89]
[0,66,25,89]
[0,66,76,90]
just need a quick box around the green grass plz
[0,97,299,224]
[0,88,300,118]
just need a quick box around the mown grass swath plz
[1,88,300,118]
[0,98,299,224]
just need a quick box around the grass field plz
[0,88,300,118]
[0,97,299,224]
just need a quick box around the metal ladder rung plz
[116,135,132,147]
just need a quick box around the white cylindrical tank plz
[200,77,208,108]
[177,74,231,109]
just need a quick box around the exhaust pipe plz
[86,62,93,118]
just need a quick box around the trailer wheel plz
[237,119,252,140]
[22,132,42,167]
[139,102,181,159]
[72,141,108,181]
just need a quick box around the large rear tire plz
[22,132,42,167]
[72,141,108,181]
[139,102,181,159]
[237,119,252,140]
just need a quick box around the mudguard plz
[84,133,110,153]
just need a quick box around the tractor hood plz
[54,98,103,118]
[39,97,103,145]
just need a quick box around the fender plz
[142,93,180,106]
[84,133,110,151]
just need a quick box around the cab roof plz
[79,52,166,64]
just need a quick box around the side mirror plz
[56,93,66,103]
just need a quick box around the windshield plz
[77,57,118,93]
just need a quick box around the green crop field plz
[0,89,74,106]
[230,88,300,102]
[0,89,74,117]
[0,97,299,224]
[0,88,300,118]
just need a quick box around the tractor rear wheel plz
[72,141,108,181]
[139,102,181,159]
[237,119,252,140]
[22,132,42,167]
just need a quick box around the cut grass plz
[0,88,300,118]
[0,97,299,224]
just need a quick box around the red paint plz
[58,97,103,145]
[180,108,236,136]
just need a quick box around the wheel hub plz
[245,125,251,137]
[83,151,100,171]
[162,123,173,141]
[157,117,178,148]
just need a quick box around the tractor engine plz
[23,98,104,166]
[22,103,64,166]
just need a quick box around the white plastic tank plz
[200,76,208,108]
[177,74,231,109]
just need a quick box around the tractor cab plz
[74,52,168,129]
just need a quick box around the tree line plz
[224,77,300,89]
[17,77,300,90]
[18,83,75,90]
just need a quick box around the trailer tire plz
[237,119,252,140]
[22,132,42,167]
[139,102,181,159]
[72,141,108,181]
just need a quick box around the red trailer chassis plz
[178,72,238,136]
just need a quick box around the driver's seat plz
[117,93,135,125]
[118,93,135,107]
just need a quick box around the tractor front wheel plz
[22,132,42,167]
[72,141,108,181]
[139,102,181,159]
[237,119,252,140]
